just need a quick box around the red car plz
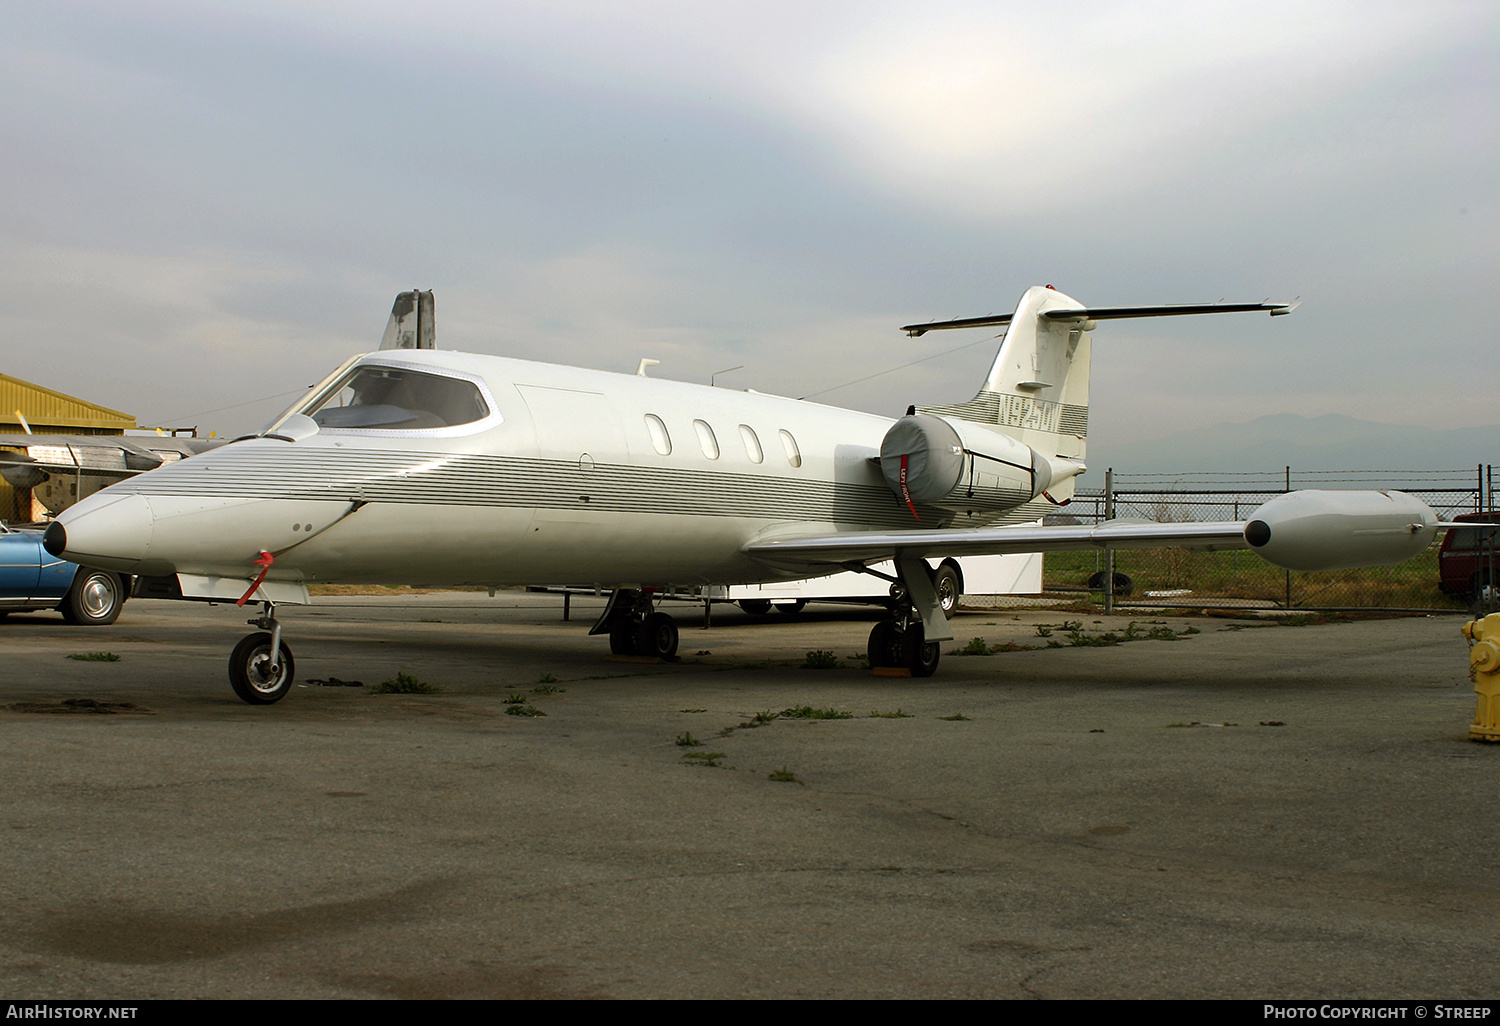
[1438,512,1499,599]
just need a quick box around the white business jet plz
[43,286,1442,704]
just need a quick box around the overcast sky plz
[2,0,1494,472]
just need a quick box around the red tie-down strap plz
[899,453,920,521]
[236,551,275,607]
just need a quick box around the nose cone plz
[50,493,158,573]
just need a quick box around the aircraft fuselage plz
[53,349,1021,591]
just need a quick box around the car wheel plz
[228,632,295,704]
[1086,570,1134,597]
[60,569,123,626]
[932,563,961,617]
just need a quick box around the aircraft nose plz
[49,493,157,572]
[42,520,67,557]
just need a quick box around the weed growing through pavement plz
[67,652,119,662]
[373,672,440,694]
[780,705,853,719]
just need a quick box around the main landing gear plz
[229,602,295,704]
[866,592,942,678]
[864,557,954,678]
[591,589,680,660]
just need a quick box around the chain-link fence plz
[1041,466,1495,611]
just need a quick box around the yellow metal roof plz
[0,373,135,434]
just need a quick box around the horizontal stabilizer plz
[903,299,1297,336]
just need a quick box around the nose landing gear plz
[229,602,295,704]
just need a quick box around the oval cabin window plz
[645,414,671,455]
[779,429,802,468]
[694,419,720,459]
[739,425,763,463]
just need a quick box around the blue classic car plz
[0,522,127,624]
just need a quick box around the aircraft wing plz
[0,434,223,477]
[744,520,1250,570]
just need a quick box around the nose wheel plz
[229,604,295,704]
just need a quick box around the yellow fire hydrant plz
[1462,613,1500,742]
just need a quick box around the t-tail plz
[900,286,1297,509]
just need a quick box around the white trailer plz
[718,551,1043,616]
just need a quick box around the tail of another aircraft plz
[380,290,435,350]
[914,286,1092,500]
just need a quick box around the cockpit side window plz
[305,366,490,430]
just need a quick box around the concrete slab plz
[0,595,1492,999]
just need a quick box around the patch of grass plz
[504,693,528,704]
[372,671,440,694]
[67,652,119,662]
[675,731,703,747]
[954,637,992,655]
[780,705,853,719]
[537,672,559,684]
[532,684,564,695]
[940,713,971,721]
[802,650,842,669]
[680,708,707,713]
[768,766,803,784]
[682,751,726,767]
[505,703,545,717]
[869,709,913,718]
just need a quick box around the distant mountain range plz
[1085,414,1497,481]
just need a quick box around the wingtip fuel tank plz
[1244,490,1440,571]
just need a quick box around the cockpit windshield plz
[301,365,491,431]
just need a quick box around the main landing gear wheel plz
[867,620,940,676]
[902,623,941,678]
[867,621,902,668]
[774,600,806,615]
[229,632,295,705]
[638,611,680,660]
[738,599,772,615]
[609,619,641,655]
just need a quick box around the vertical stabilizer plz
[916,286,1091,479]
[379,290,435,350]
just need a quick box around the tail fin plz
[916,286,1092,477]
[907,287,1297,493]
[379,289,435,350]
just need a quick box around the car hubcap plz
[80,576,115,618]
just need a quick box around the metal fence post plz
[1104,468,1115,615]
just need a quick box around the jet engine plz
[1244,490,1439,571]
[879,413,1069,517]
